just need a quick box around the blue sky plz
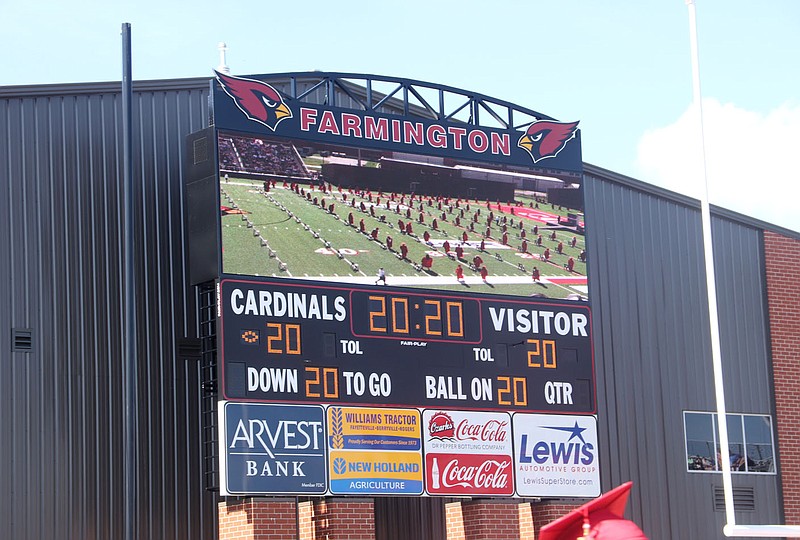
[3,0,799,231]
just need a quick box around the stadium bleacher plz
[219,135,310,178]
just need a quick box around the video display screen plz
[218,133,588,301]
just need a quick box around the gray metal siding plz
[0,80,216,540]
[1,76,788,540]
[583,173,781,539]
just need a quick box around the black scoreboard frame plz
[218,277,596,414]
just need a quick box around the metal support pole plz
[121,22,138,540]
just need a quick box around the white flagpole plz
[685,1,800,536]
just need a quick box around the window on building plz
[684,412,775,474]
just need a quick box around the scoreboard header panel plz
[219,278,595,414]
[212,72,583,173]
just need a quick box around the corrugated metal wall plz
[583,167,781,539]
[0,79,217,540]
[1,76,788,540]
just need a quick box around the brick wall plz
[446,500,558,540]
[221,498,375,540]
[445,502,466,540]
[530,501,581,535]
[763,231,800,524]
[463,501,529,540]
[218,498,297,540]
[221,497,583,539]
[312,499,375,540]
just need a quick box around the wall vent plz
[12,328,33,352]
[714,486,756,512]
[193,137,208,165]
[177,337,203,359]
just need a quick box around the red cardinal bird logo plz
[517,120,579,163]
[215,71,292,131]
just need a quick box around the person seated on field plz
[359,219,366,233]
[472,255,483,269]
[423,231,431,243]
[532,267,540,282]
[400,243,409,260]
[432,219,438,230]
[455,245,464,260]
[371,228,379,240]
[348,212,355,226]
[566,257,575,272]
[557,241,564,254]
[542,248,550,261]
[406,222,413,235]
[443,240,451,253]
[421,254,434,269]
[386,235,393,250]
[521,240,528,253]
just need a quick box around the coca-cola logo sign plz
[427,454,513,495]
[428,412,510,443]
[427,412,455,439]
[454,418,508,442]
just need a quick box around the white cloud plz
[636,99,800,233]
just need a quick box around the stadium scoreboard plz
[219,278,595,414]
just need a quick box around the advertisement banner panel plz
[513,413,600,498]
[422,410,513,496]
[327,406,423,495]
[219,402,327,495]
[328,450,423,495]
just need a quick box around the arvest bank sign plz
[513,413,600,498]
[219,402,327,495]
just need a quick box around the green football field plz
[220,178,587,299]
